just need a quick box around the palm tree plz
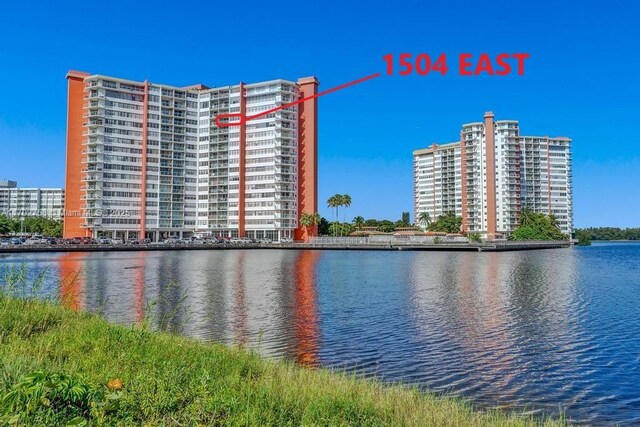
[327,196,338,236]
[518,207,536,227]
[418,212,431,229]
[353,216,365,231]
[299,212,313,241]
[341,194,351,236]
[299,212,313,229]
[549,214,559,228]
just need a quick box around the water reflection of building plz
[408,249,578,404]
[58,252,85,310]
[293,250,321,365]
[157,249,322,364]
[56,249,321,365]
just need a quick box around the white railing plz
[310,235,470,245]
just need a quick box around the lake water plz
[1,243,639,424]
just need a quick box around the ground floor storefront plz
[91,228,295,242]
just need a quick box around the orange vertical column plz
[58,252,85,310]
[484,111,497,239]
[546,137,552,216]
[64,70,90,238]
[293,250,320,365]
[140,81,149,239]
[459,131,468,233]
[238,83,247,238]
[294,77,319,241]
[432,146,437,219]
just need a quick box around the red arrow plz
[214,72,381,127]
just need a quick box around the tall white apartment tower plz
[0,182,65,219]
[413,112,573,237]
[413,142,462,220]
[65,72,319,242]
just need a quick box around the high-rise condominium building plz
[0,181,65,219]
[413,112,573,237]
[64,71,318,242]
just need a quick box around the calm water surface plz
[2,243,639,424]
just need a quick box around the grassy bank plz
[0,296,564,426]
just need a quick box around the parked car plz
[258,238,273,244]
[110,238,124,245]
[280,238,293,243]
[96,237,111,244]
[181,237,193,244]
[0,239,10,246]
[126,238,140,245]
[9,238,22,245]
[163,238,182,245]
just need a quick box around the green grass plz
[0,279,566,426]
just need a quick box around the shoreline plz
[0,295,565,425]
[0,240,571,254]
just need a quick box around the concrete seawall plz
[0,241,571,254]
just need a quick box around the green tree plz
[42,220,63,237]
[401,212,410,225]
[377,220,396,233]
[0,215,62,237]
[299,212,313,229]
[328,222,353,236]
[299,212,321,241]
[417,212,432,229]
[340,194,351,236]
[327,195,339,236]
[468,232,482,243]
[509,210,567,241]
[318,217,330,236]
[311,212,321,227]
[0,213,12,235]
[428,212,463,233]
[518,208,537,228]
[573,227,640,241]
[352,216,365,231]
[575,229,592,246]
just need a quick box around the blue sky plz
[0,0,638,227]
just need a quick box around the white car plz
[24,238,45,245]
[96,237,111,244]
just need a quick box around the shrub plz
[468,232,482,243]
[0,371,122,425]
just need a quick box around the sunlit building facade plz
[413,112,573,237]
[64,71,318,241]
[0,181,64,219]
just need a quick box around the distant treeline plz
[0,214,63,237]
[575,227,640,241]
